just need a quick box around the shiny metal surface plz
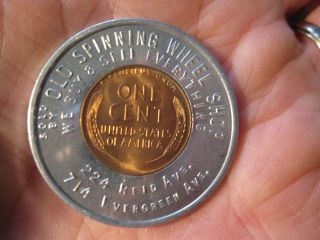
[81,65,192,175]
[28,19,238,227]
[295,21,320,49]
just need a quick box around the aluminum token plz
[28,19,238,227]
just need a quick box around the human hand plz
[0,0,319,239]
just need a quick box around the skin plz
[0,0,319,239]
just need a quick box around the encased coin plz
[28,19,238,227]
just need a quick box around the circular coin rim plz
[28,18,238,227]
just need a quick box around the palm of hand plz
[0,1,319,239]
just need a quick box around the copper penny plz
[81,66,192,175]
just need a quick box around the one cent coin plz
[28,19,238,227]
[81,66,192,175]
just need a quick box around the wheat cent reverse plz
[81,66,192,175]
[28,19,238,227]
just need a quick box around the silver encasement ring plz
[294,21,320,49]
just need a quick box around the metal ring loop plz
[294,21,320,49]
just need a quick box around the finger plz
[307,2,320,23]
[299,4,320,71]
[286,0,318,18]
